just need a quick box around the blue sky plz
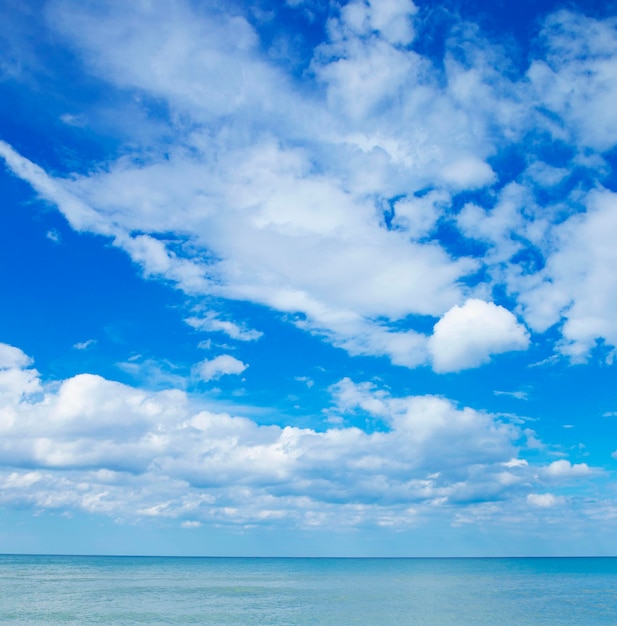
[1,0,617,556]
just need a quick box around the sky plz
[1,0,617,557]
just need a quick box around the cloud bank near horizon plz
[0,342,597,531]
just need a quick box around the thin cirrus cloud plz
[185,313,263,342]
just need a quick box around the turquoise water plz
[1,555,616,624]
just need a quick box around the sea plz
[1,555,616,624]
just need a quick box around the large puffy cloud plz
[540,460,593,480]
[0,343,591,528]
[428,300,530,372]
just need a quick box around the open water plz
[1,555,616,624]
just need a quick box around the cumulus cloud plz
[428,300,530,373]
[337,0,417,47]
[440,157,496,189]
[540,460,593,480]
[0,343,32,369]
[0,343,40,406]
[194,355,248,382]
[527,493,563,508]
[0,343,550,527]
[330,377,521,474]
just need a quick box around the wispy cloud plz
[494,390,529,401]
[73,339,96,350]
[185,313,262,342]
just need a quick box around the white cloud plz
[0,343,40,408]
[528,11,617,151]
[0,343,32,369]
[46,229,61,243]
[337,0,417,47]
[21,0,486,367]
[494,390,528,401]
[456,183,530,258]
[47,0,273,120]
[0,138,473,368]
[518,189,617,360]
[428,299,530,372]
[180,520,201,528]
[1,1,617,372]
[503,458,528,468]
[391,190,444,239]
[59,113,86,127]
[0,0,500,372]
[0,343,544,527]
[330,377,520,473]
[440,156,496,189]
[527,493,563,508]
[73,339,96,350]
[185,313,262,342]
[524,161,569,187]
[194,355,248,382]
[541,460,593,480]
[117,357,186,389]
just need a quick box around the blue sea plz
[1,555,616,624]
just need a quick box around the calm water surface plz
[1,555,616,625]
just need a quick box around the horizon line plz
[2,553,615,560]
